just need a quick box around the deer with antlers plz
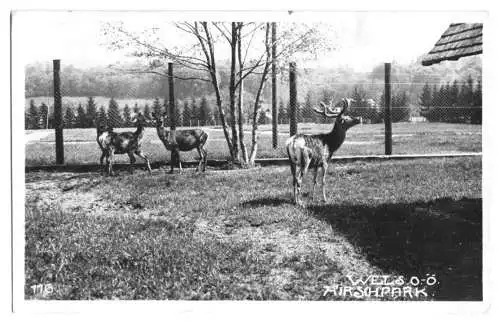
[155,111,208,173]
[96,112,152,176]
[285,98,361,206]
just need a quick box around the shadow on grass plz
[308,197,482,301]
[239,197,292,208]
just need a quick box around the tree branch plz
[212,22,231,44]
[112,24,209,71]
[108,67,212,82]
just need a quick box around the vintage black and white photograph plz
[13,8,487,308]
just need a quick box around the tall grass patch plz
[26,205,283,300]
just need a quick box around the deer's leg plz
[108,149,115,176]
[295,166,303,206]
[135,150,152,175]
[176,150,183,173]
[296,153,311,206]
[198,146,208,172]
[202,147,208,172]
[196,147,203,172]
[169,150,176,174]
[104,153,110,176]
[290,163,298,204]
[320,161,329,202]
[127,152,136,174]
[311,166,319,201]
[170,150,182,173]
[99,151,106,175]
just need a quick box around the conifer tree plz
[200,96,213,126]
[183,99,193,126]
[143,103,152,122]
[108,98,123,128]
[123,104,132,127]
[27,99,40,129]
[86,96,98,128]
[419,82,432,109]
[39,103,49,129]
[392,91,410,122]
[472,78,482,124]
[303,91,314,122]
[197,98,207,126]
[76,103,87,128]
[450,80,460,106]
[152,97,163,123]
[64,106,76,128]
[25,111,30,129]
[191,97,200,126]
[97,105,108,127]
[278,99,288,124]
[257,100,268,125]
[459,75,474,108]
[175,99,183,127]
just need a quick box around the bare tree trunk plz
[249,23,272,166]
[237,23,249,166]
[208,69,233,160]
[212,74,233,159]
[197,22,235,163]
[238,78,249,166]
[228,22,240,164]
[271,22,278,149]
[248,105,259,165]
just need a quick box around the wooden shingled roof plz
[421,23,482,66]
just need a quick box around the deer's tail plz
[286,136,301,165]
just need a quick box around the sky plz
[13,11,487,72]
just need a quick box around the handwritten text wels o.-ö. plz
[346,274,438,287]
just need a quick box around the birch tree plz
[102,20,336,166]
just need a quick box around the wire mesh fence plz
[24,61,482,167]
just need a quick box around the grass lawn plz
[25,156,482,300]
[25,122,482,166]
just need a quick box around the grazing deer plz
[96,112,152,176]
[285,98,360,206]
[155,112,208,173]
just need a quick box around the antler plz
[313,97,355,118]
[312,96,347,118]
[332,98,352,116]
[312,102,337,117]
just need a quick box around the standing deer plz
[96,112,152,176]
[155,112,208,173]
[285,98,360,206]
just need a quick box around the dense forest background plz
[25,56,482,129]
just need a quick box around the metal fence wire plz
[24,61,482,166]
[24,87,482,129]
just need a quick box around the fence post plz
[168,63,177,145]
[289,62,297,136]
[384,62,392,155]
[271,22,278,148]
[53,59,64,164]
